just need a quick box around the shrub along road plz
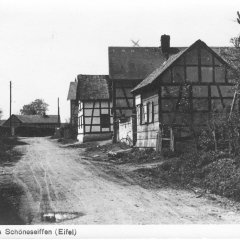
[1,137,240,224]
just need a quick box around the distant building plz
[3,114,60,136]
[67,75,113,143]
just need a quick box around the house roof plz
[67,81,78,100]
[0,120,6,126]
[13,114,59,124]
[77,75,110,100]
[132,40,230,93]
[108,46,186,80]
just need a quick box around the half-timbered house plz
[109,35,185,142]
[131,39,233,149]
[68,74,113,143]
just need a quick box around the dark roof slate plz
[13,115,59,124]
[132,48,188,93]
[108,46,186,80]
[77,75,110,100]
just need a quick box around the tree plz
[220,12,240,105]
[20,99,49,115]
[0,109,2,120]
[199,11,240,154]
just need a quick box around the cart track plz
[2,137,240,224]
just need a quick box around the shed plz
[3,114,60,136]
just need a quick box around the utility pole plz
[10,81,12,135]
[58,97,60,127]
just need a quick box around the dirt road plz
[2,137,240,224]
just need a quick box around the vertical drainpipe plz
[58,97,60,127]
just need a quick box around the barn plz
[0,119,8,136]
[109,35,185,142]
[3,114,60,136]
[131,39,233,149]
[67,74,113,143]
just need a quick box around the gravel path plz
[1,137,240,224]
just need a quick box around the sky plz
[0,0,239,122]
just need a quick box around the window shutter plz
[152,101,154,123]
[137,105,141,125]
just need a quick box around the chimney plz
[161,34,170,57]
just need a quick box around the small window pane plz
[140,104,145,125]
[144,105,147,123]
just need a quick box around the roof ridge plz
[77,74,108,77]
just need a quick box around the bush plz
[197,111,240,154]
[136,148,240,201]
[202,158,240,199]
[0,137,24,166]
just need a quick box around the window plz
[140,104,144,125]
[136,105,141,125]
[135,94,141,106]
[100,114,110,128]
[140,102,154,125]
